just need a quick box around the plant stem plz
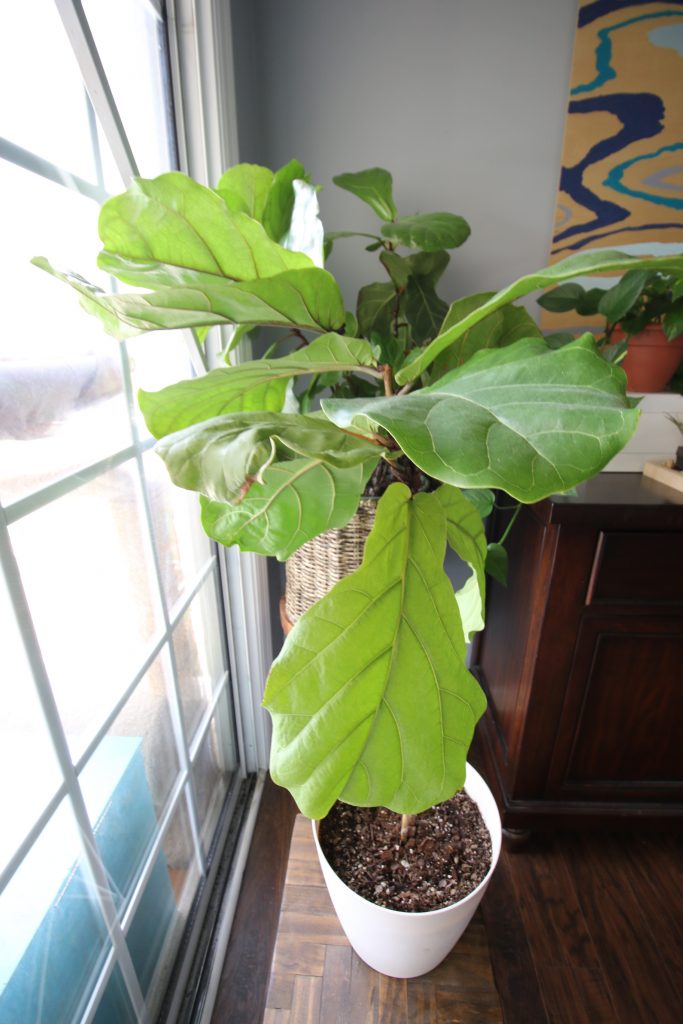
[382,363,394,397]
[499,502,522,545]
[400,813,416,844]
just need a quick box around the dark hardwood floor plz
[212,777,683,1024]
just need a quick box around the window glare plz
[0,3,239,1020]
[1,2,97,181]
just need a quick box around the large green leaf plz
[97,172,311,289]
[139,334,380,437]
[263,159,308,242]
[215,163,274,220]
[537,282,587,313]
[357,281,397,339]
[432,297,543,377]
[396,249,683,383]
[263,483,487,818]
[323,336,640,502]
[37,262,346,336]
[332,167,397,221]
[597,269,651,323]
[384,250,450,344]
[154,411,380,504]
[200,454,379,560]
[381,213,471,252]
[434,486,487,638]
[31,258,142,338]
[405,275,449,344]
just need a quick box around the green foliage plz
[35,159,683,819]
[332,167,397,220]
[538,267,683,347]
[323,337,639,501]
[263,484,487,818]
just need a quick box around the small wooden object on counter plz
[642,459,683,495]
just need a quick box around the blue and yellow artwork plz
[550,0,683,262]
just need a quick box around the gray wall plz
[230,0,579,309]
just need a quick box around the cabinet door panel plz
[547,614,683,801]
[587,531,683,606]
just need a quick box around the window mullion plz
[0,512,148,1020]
[120,342,209,877]
[53,0,139,184]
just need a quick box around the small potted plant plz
[34,162,683,977]
[538,267,683,392]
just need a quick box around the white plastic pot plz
[312,763,502,978]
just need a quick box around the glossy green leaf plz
[664,306,683,339]
[216,163,274,220]
[323,336,640,502]
[380,251,411,289]
[200,454,379,560]
[139,333,379,437]
[462,488,495,519]
[598,269,651,324]
[544,331,577,350]
[154,411,380,505]
[401,251,451,344]
[485,543,508,585]
[332,167,397,221]
[97,172,312,289]
[434,485,487,638]
[537,282,586,313]
[357,281,397,339]
[263,483,487,818]
[263,159,308,242]
[404,275,448,343]
[46,265,345,335]
[576,287,606,316]
[396,250,683,384]
[432,300,544,378]
[381,213,471,252]
[31,258,142,339]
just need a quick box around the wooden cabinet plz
[472,473,683,830]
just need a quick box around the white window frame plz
[1,2,274,1020]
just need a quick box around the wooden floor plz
[264,816,503,1023]
[213,778,683,1024]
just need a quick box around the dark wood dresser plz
[473,472,683,831]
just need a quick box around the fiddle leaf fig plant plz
[34,161,683,821]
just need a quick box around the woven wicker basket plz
[284,498,377,626]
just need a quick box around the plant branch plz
[498,502,522,545]
[340,428,399,450]
[382,363,394,396]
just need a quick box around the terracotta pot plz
[312,764,502,978]
[618,324,683,393]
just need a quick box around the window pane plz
[0,800,110,1024]
[143,449,213,611]
[9,462,164,758]
[0,159,130,507]
[93,965,137,1024]
[1,2,99,181]
[172,575,226,741]
[82,0,176,178]
[79,653,181,911]
[124,793,200,1005]
[107,651,181,818]
[127,331,203,444]
[192,694,238,848]
[0,568,62,878]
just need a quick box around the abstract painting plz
[549,0,683,263]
